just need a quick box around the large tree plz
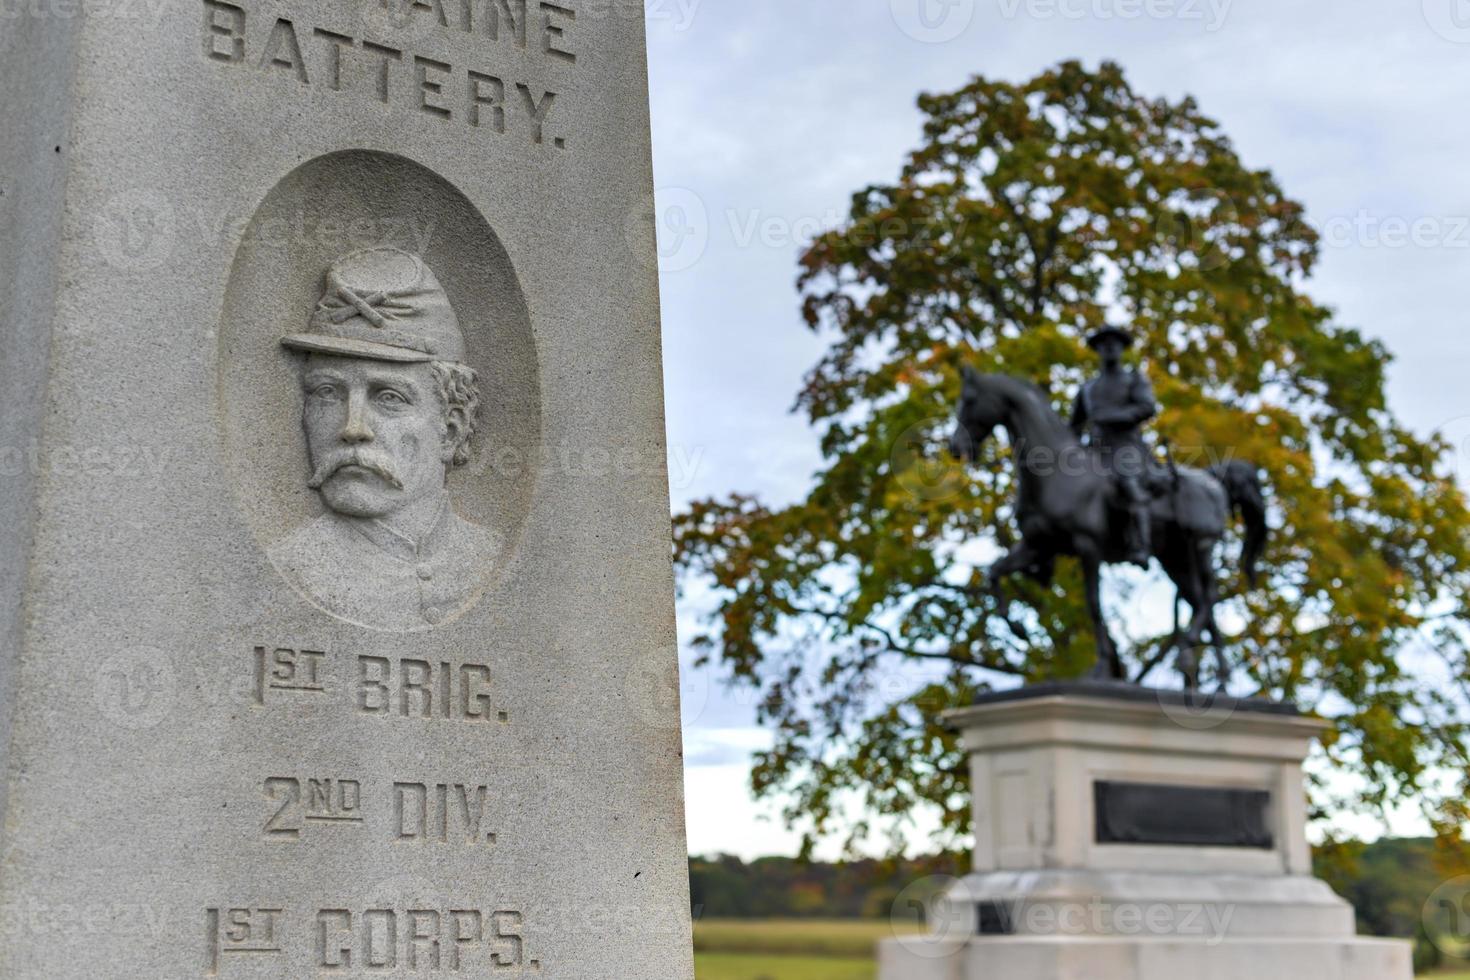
[673,61,1470,855]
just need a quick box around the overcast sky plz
[644,0,1470,859]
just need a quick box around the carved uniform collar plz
[344,492,451,564]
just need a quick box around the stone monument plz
[874,364,1418,976]
[0,2,694,977]
[878,685,1413,979]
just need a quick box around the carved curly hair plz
[429,361,482,468]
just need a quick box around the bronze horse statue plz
[948,370,1267,689]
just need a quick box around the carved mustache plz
[307,449,405,491]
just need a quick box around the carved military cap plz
[1086,325,1135,350]
[281,247,466,364]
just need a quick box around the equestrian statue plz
[948,327,1268,690]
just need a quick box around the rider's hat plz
[1086,325,1135,351]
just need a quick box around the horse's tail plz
[1210,459,1268,586]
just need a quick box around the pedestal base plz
[879,935,1412,980]
[875,684,1413,979]
[941,869,1357,938]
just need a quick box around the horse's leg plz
[1198,539,1231,689]
[1080,550,1121,680]
[1176,627,1200,691]
[1173,537,1214,691]
[987,543,1040,590]
[987,542,1041,640]
[1146,537,1192,686]
[1176,605,1199,690]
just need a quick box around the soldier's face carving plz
[300,354,449,520]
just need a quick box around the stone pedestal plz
[0,3,693,977]
[878,684,1411,979]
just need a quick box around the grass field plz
[693,919,1470,979]
[693,920,906,979]
[695,919,916,958]
[695,952,875,980]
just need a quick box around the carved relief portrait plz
[267,248,499,631]
[217,150,540,634]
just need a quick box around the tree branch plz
[788,601,1027,677]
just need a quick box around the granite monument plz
[882,344,1416,977]
[0,2,694,977]
[878,684,1414,979]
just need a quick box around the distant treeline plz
[1314,837,1463,971]
[691,838,1462,970]
[689,852,965,923]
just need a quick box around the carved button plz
[422,606,445,625]
[417,564,434,581]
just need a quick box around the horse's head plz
[949,367,1007,464]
